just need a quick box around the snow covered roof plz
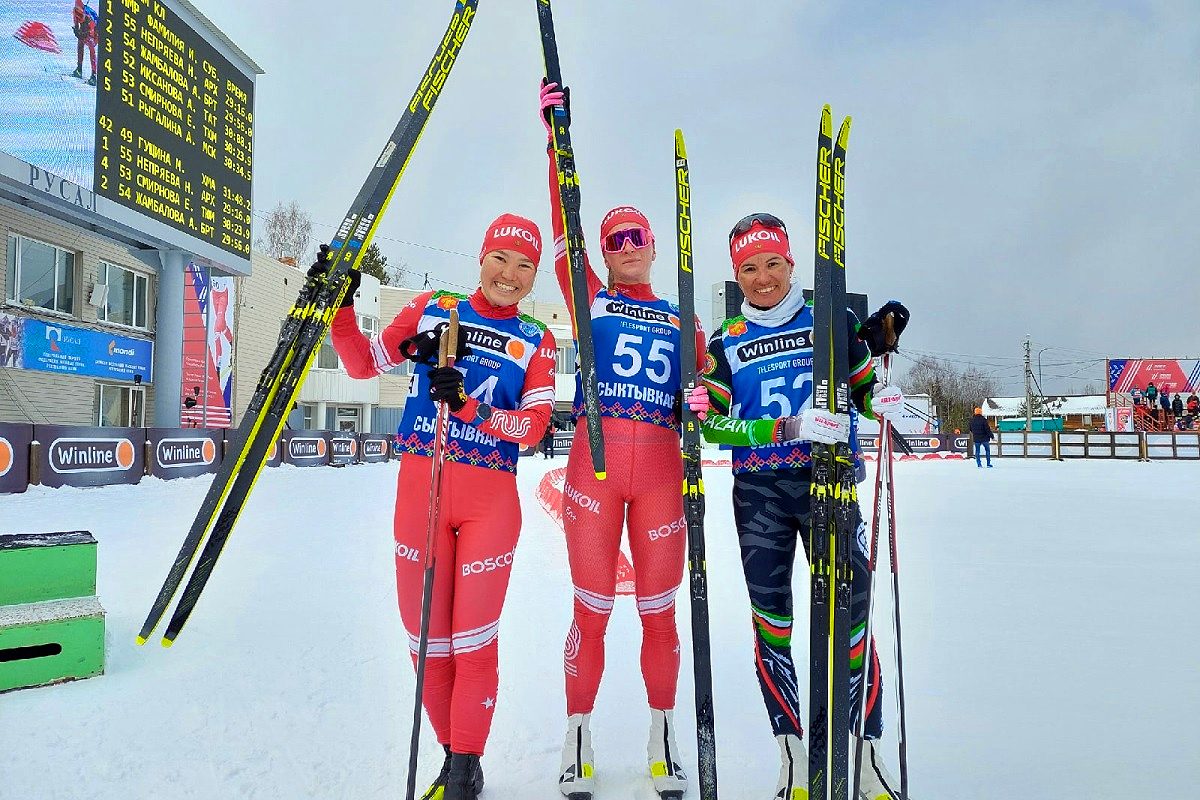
[983,395,1108,418]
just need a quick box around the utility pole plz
[1024,336,1032,432]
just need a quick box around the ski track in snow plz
[1,457,1198,799]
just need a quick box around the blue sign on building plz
[8,315,154,381]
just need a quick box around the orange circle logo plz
[316,439,327,456]
[269,441,278,460]
[506,339,526,359]
[669,315,680,327]
[0,438,12,477]
[349,439,358,455]
[201,439,217,463]
[437,295,459,310]
[115,440,135,469]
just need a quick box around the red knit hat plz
[599,206,652,241]
[480,214,542,266]
[729,221,793,272]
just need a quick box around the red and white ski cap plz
[730,222,793,272]
[480,213,542,266]
[599,206,652,240]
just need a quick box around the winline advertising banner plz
[0,422,33,494]
[33,425,144,488]
[145,428,221,480]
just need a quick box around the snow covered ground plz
[2,456,1198,799]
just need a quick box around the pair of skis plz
[137,0,482,647]
[809,105,856,800]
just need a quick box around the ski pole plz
[852,351,891,798]
[405,310,459,800]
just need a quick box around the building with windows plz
[2,206,161,427]
[0,2,260,431]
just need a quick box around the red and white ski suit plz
[547,160,706,715]
[331,289,555,755]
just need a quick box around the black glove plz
[427,367,469,412]
[399,323,472,366]
[306,244,360,308]
[858,300,909,356]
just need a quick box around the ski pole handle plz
[445,310,460,368]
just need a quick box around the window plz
[336,405,360,432]
[99,262,149,329]
[316,331,340,370]
[556,343,576,375]
[96,383,145,427]
[6,234,74,314]
[316,315,379,371]
[299,403,315,430]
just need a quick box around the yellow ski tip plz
[161,636,175,648]
[594,470,607,481]
[821,104,832,135]
[674,128,686,158]
[837,116,852,148]
[134,635,147,646]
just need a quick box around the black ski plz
[809,105,854,800]
[674,128,717,800]
[535,0,606,480]
[156,0,481,644]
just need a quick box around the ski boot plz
[775,734,807,800]
[857,738,904,800]
[559,712,596,799]
[647,708,688,799]
[444,752,484,800]
[71,66,82,78]
[87,74,96,86]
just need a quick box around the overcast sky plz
[200,0,1198,395]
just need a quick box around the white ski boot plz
[647,708,688,799]
[559,712,596,799]
[857,738,905,800]
[774,734,808,800]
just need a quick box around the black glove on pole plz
[306,244,361,309]
[859,300,910,356]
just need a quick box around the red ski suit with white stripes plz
[547,159,706,715]
[331,289,555,755]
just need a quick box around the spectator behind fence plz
[1132,387,1143,406]
[1188,394,1199,415]
[970,407,994,469]
[1160,391,1172,415]
[1172,394,1184,418]
[1146,382,1158,408]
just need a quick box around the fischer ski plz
[674,128,717,800]
[144,0,481,646]
[535,0,606,480]
[809,105,854,800]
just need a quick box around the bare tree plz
[255,201,313,263]
[902,356,999,433]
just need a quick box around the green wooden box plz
[0,597,106,692]
[0,531,97,606]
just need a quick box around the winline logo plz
[49,437,137,474]
[288,437,327,459]
[0,437,13,477]
[363,439,386,457]
[331,438,357,457]
[157,437,217,469]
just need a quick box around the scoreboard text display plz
[94,0,253,258]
